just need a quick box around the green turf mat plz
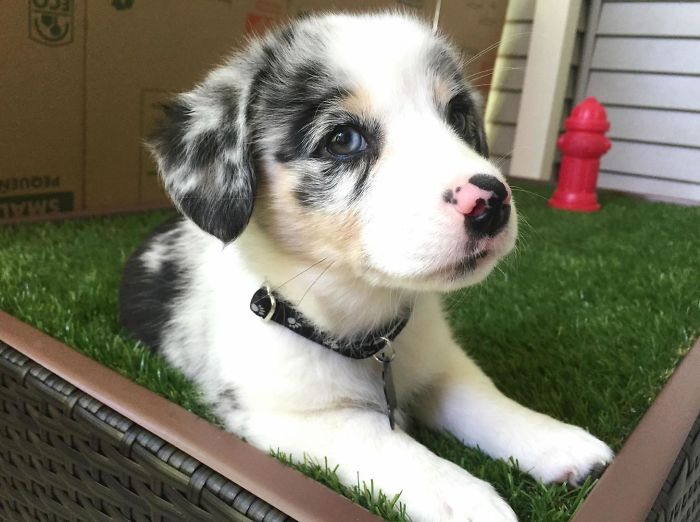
[1,181,698,521]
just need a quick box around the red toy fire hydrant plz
[549,97,611,212]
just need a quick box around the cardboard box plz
[438,0,507,97]
[1,0,506,221]
[1,1,87,219]
[288,0,434,16]
[0,0,287,220]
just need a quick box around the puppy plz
[120,12,613,521]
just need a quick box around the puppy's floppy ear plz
[148,84,255,244]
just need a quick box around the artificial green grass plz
[1,182,699,521]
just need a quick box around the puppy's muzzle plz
[448,174,511,237]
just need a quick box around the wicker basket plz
[0,312,378,522]
[0,341,291,522]
[647,415,700,522]
[0,311,698,521]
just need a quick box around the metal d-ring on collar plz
[373,336,395,363]
[262,285,276,322]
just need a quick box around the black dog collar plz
[250,285,411,429]
[250,286,411,359]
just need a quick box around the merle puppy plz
[120,12,612,521]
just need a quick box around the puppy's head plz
[149,13,517,292]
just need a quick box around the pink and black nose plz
[444,174,512,236]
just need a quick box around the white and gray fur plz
[120,13,613,521]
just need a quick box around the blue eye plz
[326,125,367,158]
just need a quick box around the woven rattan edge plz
[572,337,700,522]
[646,413,700,521]
[0,311,380,522]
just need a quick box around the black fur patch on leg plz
[119,217,186,352]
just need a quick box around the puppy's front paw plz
[518,421,613,486]
[404,462,517,522]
